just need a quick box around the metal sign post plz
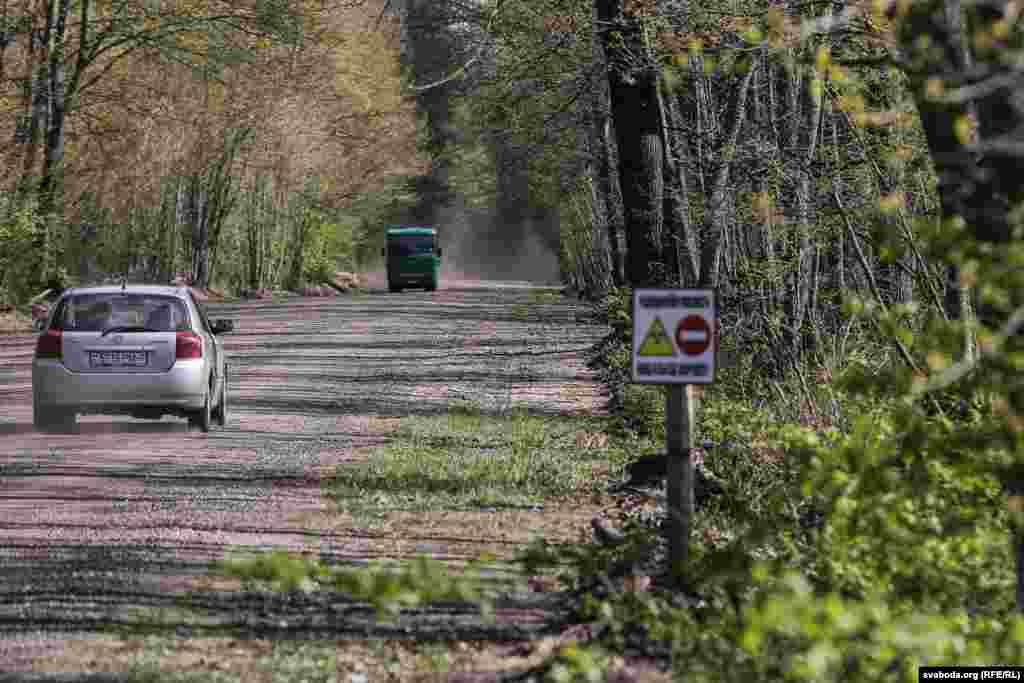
[632,288,715,589]
[666,384,695,583]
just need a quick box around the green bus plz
[382,227,442,293]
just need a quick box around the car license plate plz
[89,350,149,367]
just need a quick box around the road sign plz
[637,317,675,357]
[630,290,716,592]
[676,315,712,356]
[632,288,715,384]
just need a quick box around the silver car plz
[32,284,233,432]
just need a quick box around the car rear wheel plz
[213,371,228,427]
[189,386,212,432]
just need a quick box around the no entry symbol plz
[675,315,711,356]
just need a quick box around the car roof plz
[386,227,436,236]
[62,285,191,298]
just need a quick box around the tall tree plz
[37,0,68,217]
[696,55,756,289]
[590,0,625,287]
[891,0,1024,608]
[596,0,664,287]
[8,0,305,214]
[403,0,463,223]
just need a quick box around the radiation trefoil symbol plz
[637,316,676,357]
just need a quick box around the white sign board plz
[632,288,716,384]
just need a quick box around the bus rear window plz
[389,236,435,257]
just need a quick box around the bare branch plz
[407,46,483,93]
[936,69,1024,105]
[914,303,1024,396]
[832,183,925,378]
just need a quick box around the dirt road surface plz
[0,282,608,677]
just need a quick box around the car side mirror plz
[436,247,442,257]
[211,319,235,335]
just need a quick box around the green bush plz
[0,195,45,305]
[303,213,357,284]
[541,240,1024,680]
[220,552,489,620]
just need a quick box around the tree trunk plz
[938,0,971,329]
[287,207,311,291]
[406,0,459,230]
[590,0,625,288]
[206,129,249,287]
[77,191,99,284]
[584,175,613,295]
[614,83,663,286]
[602,117,627,287]
[689,52,718,198]
[174,180,187,279]
[787,61,824,354]
[188,179,210,289]
[155,179,177,283]
[658,74,698,286]
[247,177,264,290]
[0,0,12,99]
[628,125,664,286]
[38,0,69,221]
[19,12,50,197]
[698,61,756,288]
[271,187,289,288]
[597,0,664,287]
[760,59,780,315]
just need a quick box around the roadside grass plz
[511,302,531,321]
[46,633,574,682]
[124,638,336,683]
[328,407,628,513]
[528,289,564,305]
[510,290,577,322]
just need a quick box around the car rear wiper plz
[100,325,158,337]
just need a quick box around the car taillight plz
[175,331,203,359]
[35,329,62,359]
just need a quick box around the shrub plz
[0,195,46,306]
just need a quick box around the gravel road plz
[0,282,608,675]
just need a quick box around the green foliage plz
[546,643,615,683]
[523,544,1024,682]
[220,551,490,620]
[300,209,354,283]
[444,0,592,280]
[251,0,305,47]
[785,411,1015,610]
[738,571,1024,682]
[554,216,1024,680]
[447,101,499,210]
[0,195,46,305]
[341,176,425,268]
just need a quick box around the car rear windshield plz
[51,293,190,332]
[388,236,435,257]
